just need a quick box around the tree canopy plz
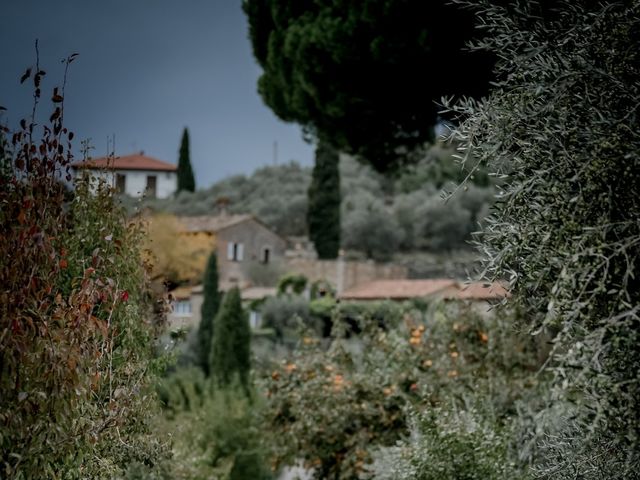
[243,0,494,171]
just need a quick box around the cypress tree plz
[307,141,341,259]
[210,287,251,390]
[197,251,220,376]
[177,127,195,192]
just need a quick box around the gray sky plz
[0,0,314,188]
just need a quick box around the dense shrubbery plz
[262,300,543,479]
[448,0,640,476]
[0,65,168,478]
[372,406,521,480]
[155,369,272,479]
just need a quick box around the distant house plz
[339,279,509,304]
[167,284,277,331]
[177,214,287,290]
[72,152,177,199]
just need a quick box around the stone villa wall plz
[285,257,408,293]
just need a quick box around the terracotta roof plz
[340,279,456,300]
[168,285,277,302]
[442,282,510,301]
[177,214,255,233]
[72,153,177,172]
[339,279,510,301]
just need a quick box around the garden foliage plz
[263,300,542,479]
[448,0,640,476]
[210,287,252,390]
[156,369,272,479]
[197,251,220,375]
[0,62,168,478]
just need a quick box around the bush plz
[448,0,640,476]
[372,407,523,480]
[263,302,541,479]
[0,62,168,478]
[260,295,314,340]
[154,377,273,479]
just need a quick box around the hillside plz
[122,142,495,259]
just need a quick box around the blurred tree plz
[198,251,221,376]
[210,288,252,390]
[177,127,195,192]
[308,141,341,258]
[243,0,494,171]
[342,193,402,260]
[143,213,212,285]
[449,0,640,475]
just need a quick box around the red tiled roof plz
[340,279,456,300]
[339,279,510,301]
[72,153,177,172]
[177,214,255,233]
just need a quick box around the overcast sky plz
[0,0,314,188]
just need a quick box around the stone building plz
[178,214,287,291]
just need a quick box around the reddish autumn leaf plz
[120,291,129,302]
[59,259,68,269]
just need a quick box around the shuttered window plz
[227,242,244,262]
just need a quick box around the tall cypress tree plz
[177,127,195,192]
[210,287,251,390]
[307,141,341,259]
[197,251,220,376]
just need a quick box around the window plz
[227,242,244,262]
[173,299,192,316]
[145,175,157,198]
[249,310,261,329]
[116,174,126,194]
[262,247,271,264]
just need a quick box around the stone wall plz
[285,257,408,293]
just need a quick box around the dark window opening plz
[262,247,271,264]
[145,175,157,198]
[116,174,126,194]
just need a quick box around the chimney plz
[215,196,230,217]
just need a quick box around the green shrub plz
[260,295,314,340]
[263,302,540,479]
[210,288,251,390]
[276,273,308,295]
[448,0,640,476]
[0,62,168,478]
[153,378,273,479]
[372,407,524,480]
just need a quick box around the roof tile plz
[72,153,177,172]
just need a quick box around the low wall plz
[285,257,408,293]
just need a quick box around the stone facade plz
[177,214,288,291]
[216,218,287,290]
[285,257,408,294]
